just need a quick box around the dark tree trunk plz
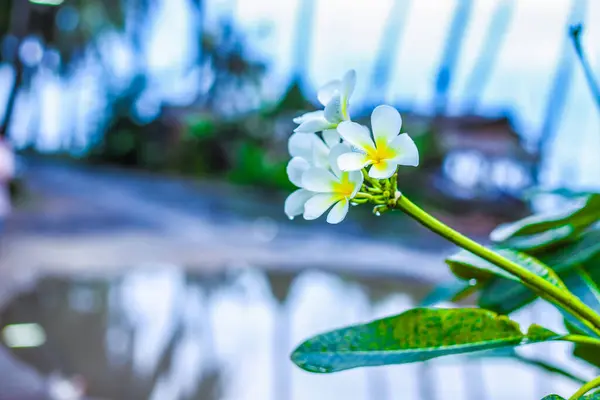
[0,63,23,138]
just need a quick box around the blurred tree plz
[0,0,156,139]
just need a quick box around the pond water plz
[0,266,589,400]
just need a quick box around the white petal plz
[303,193,339,220]
[311,138,331,169]
[317,79,341,106]
[293,110,324,125]
[337,152,370,172]
[322,129,341,148]
[348,171,364,198]
[328,143,352,177]
[371,105,402,145]
[341,70,356,102]
[324,95,343,123]
[285,189,313,219]
[302,167,338,192]
[368,160,398,179]
[294,117,335,133]
[337,121,375,152]
[389,133,419,167]
[327,198,349,224]
[287,157,310,187]
[288,133,315,159]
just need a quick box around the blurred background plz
[0,0,598,399]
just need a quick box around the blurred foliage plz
[426,192,600,374]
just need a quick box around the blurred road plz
[1,157,451,294]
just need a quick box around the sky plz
[0,0,599,190]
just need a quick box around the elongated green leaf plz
[476,229,600,315]
[499,224,576,252]
[540,394,600,400]
[291,308,560,373]
[478,277,537,314]
[544,228,600,269]
[446,248,567,291]
[561,268,600,338]
[491,194,600,243]
[564,318,600,368]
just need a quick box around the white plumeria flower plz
[288,129,341,168]
[293,70,356,133]
[300,144,364,224]
[337,105,419,179]
[285,157,313,219]
[284,130,342,219]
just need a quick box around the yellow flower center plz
[331,173,355,197]
[368,140,395,164]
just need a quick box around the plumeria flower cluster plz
[285,70,420,224]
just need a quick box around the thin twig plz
[570,24,600,111]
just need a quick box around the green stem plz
[570,376,600,400]
[362,169,381,188]
[394,195,600,335]
[561,335,600,348]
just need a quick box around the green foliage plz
[490,194,600,254]
[228,142,292,189]
[542,391,600,399]
[426,193,600,372]
[291,307,560,373]
[446,247,566,290]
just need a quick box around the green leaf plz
[478,277,538,314]
[446,248,567,291]
[476,229,600,315]
[446,248,516,281]
[499,224,576,252]
[561,268,600,338]
[526,324,560,341]
[420,279,479,306]
[540,395,600,400]
[564,318,600,368]
[512,354,587,384]
[539,394,600,400]
[543,228,600,269]
[291,308,560,373]
[491,194,600,245]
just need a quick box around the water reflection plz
[0,267,584,400]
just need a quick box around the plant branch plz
[570,376,600,400]
[561,335,600,348]
[570,24,600,111]
[393,194,600,335]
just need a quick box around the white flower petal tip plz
[286,157,310,187]
[372,105,402,145]
[327,198,349,224]
[294,118,334,134]
[368,160,398,179]
[390,133,420,167]
[303,194,339,220]
[318,79,342,106]
[341,70,356,99]
[285,189,313,219]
